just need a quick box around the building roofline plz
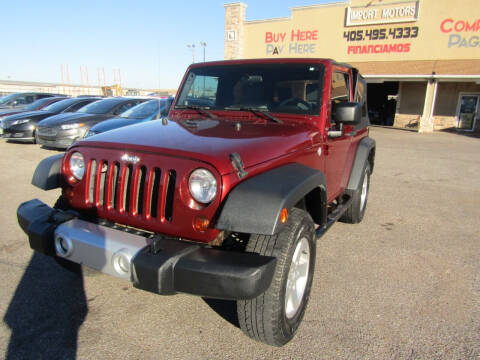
[245,17,290,24]
[224,2,247,8]
[290,1,349,11]
[243,1,349,24]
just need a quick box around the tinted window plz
[43,98,80,112]
[354,77,368,117]
[113,100,144,115]
[13,95,34,105]
[0,93,18,105]
[331,72,349,103]
[120,99,170,119]
[24,97,59,110]
[67,100,97,112]
[176,63,324,115]
[76,99,122,114]
[36,94,54,100]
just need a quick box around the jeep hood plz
[79,117,316,175]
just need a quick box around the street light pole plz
[187,44,195,63]
[200,41,207,62]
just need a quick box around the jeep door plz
[324,69,354,202]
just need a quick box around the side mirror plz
[334,102,361,125]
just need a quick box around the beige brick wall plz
[224,3,247,60]
[393,114,420,129]
[433,116,457,130]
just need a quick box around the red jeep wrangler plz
[18,58,375,346]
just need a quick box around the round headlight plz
[188,168,217,204]
[69,152,85,180]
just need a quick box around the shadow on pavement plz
[439,127,480,138]
[202,298,239,328]
[3,252,87,360]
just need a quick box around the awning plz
[350,59,480,80]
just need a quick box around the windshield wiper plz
[225,106,282,124]
[175,105,217,119]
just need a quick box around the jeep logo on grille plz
[121,153,140,164]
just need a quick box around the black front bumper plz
[17,199,276,300]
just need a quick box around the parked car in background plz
[0,96,67,121]
[0,92,64,110]
[86,97,173,137]
[0,96,67,136]
[2,97,100,143]
[36,97,148,149]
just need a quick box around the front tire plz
[237,208,316,346]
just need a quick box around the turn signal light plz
[280,208,288,224]
[193,216,210,232]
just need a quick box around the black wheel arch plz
[346,136,375,192]
[216,163,328,235]
[31,154,63,190]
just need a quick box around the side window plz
[331,72,350,123]
[114,101,136,115]
[67,101,91,112]
[354,77,368,117]
[13,95,29,105]
[36,94,52,100]
[331,72,349,104]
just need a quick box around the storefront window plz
[457,95,479,130]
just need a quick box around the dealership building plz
[224,0,480,132]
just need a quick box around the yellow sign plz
[346,1,419,27]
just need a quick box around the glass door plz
[457,95,479,130]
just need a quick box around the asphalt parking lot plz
[0,127,479,359]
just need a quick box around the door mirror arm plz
[328,123,343,138]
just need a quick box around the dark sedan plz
[0,92,64,110]
[1,97,100,143]
[86,97,173,137]
[0,96,67,127]
[37,97,148,149]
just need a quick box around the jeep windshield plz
[175,63,324,116]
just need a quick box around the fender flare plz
[31,154,63,190]
[346,136,375,191]
[217,163,327,235]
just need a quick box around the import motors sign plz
[346,1,419,26]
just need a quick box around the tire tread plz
[237,208,315,346]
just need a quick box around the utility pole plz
[66,64,71,96]
[85,66,90,95]
[60,64,65,95]
[187,44,195,63]
[200,41,207,62]
[80,66,84,95]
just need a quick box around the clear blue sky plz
[2,0,333,89]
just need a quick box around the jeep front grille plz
[85,158,176,222]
